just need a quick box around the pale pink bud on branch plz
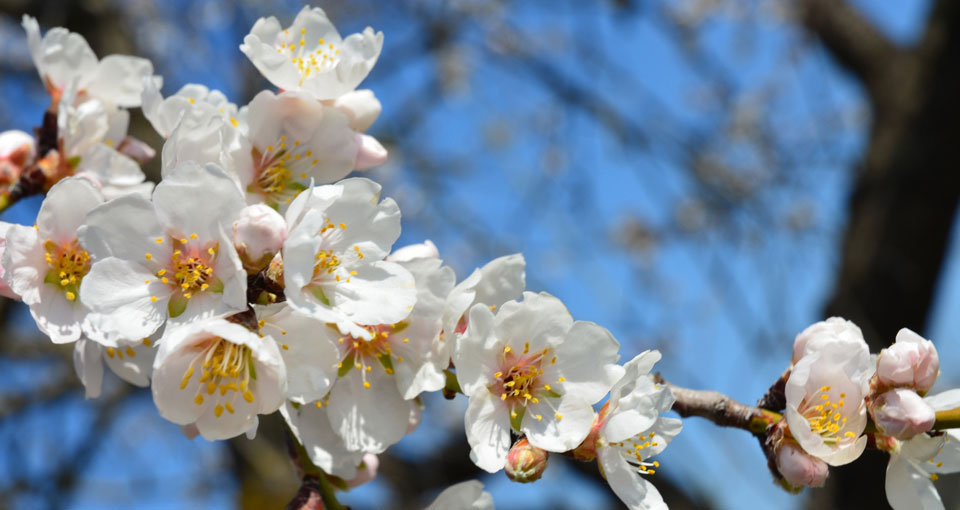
[876,328,940,393]
[233,204,286,273]
[505,438,548,483]
[776,441,829,489]
[0,130,35,187]
[792,316,866,365]
[871,388,935,440]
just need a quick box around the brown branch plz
[654,373,779,436]
[799,0,899,98]
[286,476,324,510]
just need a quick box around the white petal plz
[494,292,572,351]
[552,321,622,405]
[425,480,494,510]
[36,177,103,244]
[326,369,409,453]
[153,162,245,241]
[87,55,153,107]
[886,456,943,510]
[326,261,416,326]
[454,304,501,396]
[79,193,165,261]
[280,401,364,479]
[79,257,168,340]
[523,396,595,452]
[475,253,525,307]
[102,339,154,387]
[464,392,511,473]
[73,338,103,399]
[597,445,667,510]
[268,307,340,403]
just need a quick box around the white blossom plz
[240,6,383,100]
[152,318,285,440]
[282,177,415,339]
[2,177,102,343]
[785,341,872,466]
[79,162,247,341]
[455,292,623,472]
[23,15,152,108]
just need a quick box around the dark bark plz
[802,0,960,508]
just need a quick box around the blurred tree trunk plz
[802,0,960,508]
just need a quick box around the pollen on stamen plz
[363,381,371,389]
[145,253,152,260]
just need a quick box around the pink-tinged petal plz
[353,134,387,170]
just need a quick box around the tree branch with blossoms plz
[3,5,960,510]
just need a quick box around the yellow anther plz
[243,391,255,403]
[145,253,152,260]
[151,296,158,302]
[214,405,224,417]
[65,291,76,301]
[555,413,563,420]
[535,414,543,421]
[363,381,371,389]
[504,346,512,353]
[194,394,204,405]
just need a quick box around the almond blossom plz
[785,341,872,465]
[79,162,247,341]
[282,177,415,339]
[261,254,452,453]
[2,177,102,343]
[240,6,383,101]
[885,423,960,510]
[152,317,286,440]
[23,15,152,108]
[583,350,681,510]
[455,291,623,472]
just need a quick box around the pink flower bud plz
[792,317,865,364]
[346,453,379,488]
[353,133,387,170]
[572,407,607,462]
[233,204,286,273]
[871,388,935,440]
[876,328,940,392]
[386,240,440,262]
[505,438,548,483]
[0,130,35,186]
[776,441,829,489]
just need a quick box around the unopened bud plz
[871,388,935,440]
[233,204,286,273]
[792,317,864,364]
[346,453,379,488]
[876,328,940,393]
[0,130,35,186]
[354,133,387,170]
[386,240,439,262]
[505,438,548,483]
[776,441,829,489]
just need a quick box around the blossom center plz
[43,239,90,301]
[608,431,662,475]
[249,139,318,206]
[492,343,565,424]
[801,385,858,444]
[146,235,223,312]
[336,322,409,389]
[276,28,343,86]
[179,336,257,418]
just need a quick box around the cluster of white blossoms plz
[768,317,960,510]
[0,7,682,509]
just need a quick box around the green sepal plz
[208,277,224,293]
[542,388,563,399]
[43,269,62,286]
[66,155,81,168]
[167,294,188,318]
[338,352,355,377]
[247,348,257,380]
[378,353,394,373]
[510,406,525,433]
[312,286,331,306]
